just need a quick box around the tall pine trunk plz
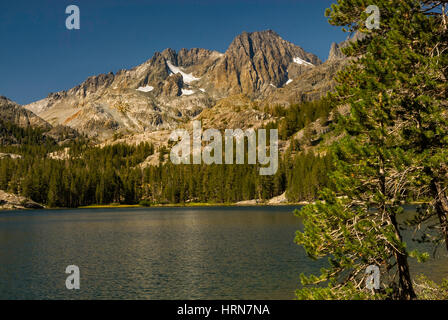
[390,213,417,300]
[380,152,416,299]
[430,178,448,252]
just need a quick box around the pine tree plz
[47,173,60,208]
[294,0,443,300]
[397,2,448,251]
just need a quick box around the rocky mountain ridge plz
[1,96,51,129]
[23,30,337,142]
[0,96,78,145]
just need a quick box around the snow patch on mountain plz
[136,85,154,92]
[293,57,314,66]
[181,89,195,96]
[167,61,201,84]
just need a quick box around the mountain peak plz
[227,30,286,52]
[238,29,280,38]
[226,30,320,63]
[22,29,336,141]
[327,31,366,62]
[210,30,321,97]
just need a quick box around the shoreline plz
[1,202,306,211]
[77,200,427,209]
[2,201,428,211]
[77,202,307,209]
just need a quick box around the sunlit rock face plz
[23,30,349,143]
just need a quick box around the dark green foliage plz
[295,0,448,300]
[0,121,333,207]
[266,99,332,140]
[0,132,153,207]
[141,162,287,204]
[286,152,333,202]
[0,120,58,153]
[139,199,152,207]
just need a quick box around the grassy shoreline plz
[78,201,426,209]
[78,202,306,209]
[3,201,427,211]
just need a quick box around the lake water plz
[0,206,447,300]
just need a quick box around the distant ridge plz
[22,30,348,142]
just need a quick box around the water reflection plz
[0,206,446,299]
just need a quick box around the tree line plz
[0,122,331,207]
[265,98,332,140]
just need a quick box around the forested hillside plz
[0,99,334,208]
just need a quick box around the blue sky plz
[0,0,348,105]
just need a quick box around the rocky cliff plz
[0,190,43,210]
[0,96,78,144]
[0,96,51,130]
[23,30,331,142]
